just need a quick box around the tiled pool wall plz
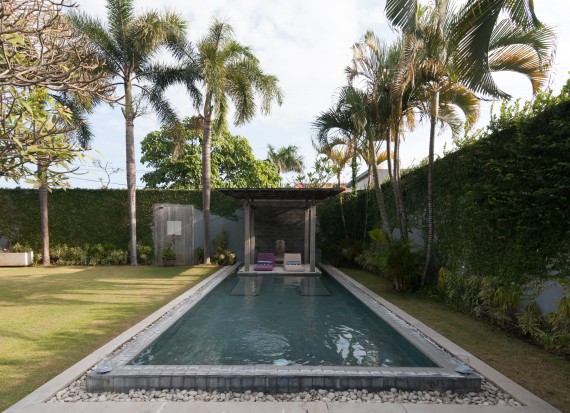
[86,264,481,393]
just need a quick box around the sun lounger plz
[254,252,275,271]
[284,253,305,272]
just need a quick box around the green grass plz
[0,265,218,411]
[341,268,570,413]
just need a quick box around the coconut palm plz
[196,19,283,264]
[267,144,305,180]
[70,0,188,265]
[386,0,555,284]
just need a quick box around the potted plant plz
[161,238,176,266]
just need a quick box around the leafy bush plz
[356,229,422,291]
[194,247,204,264]
[32,243,148,266]
[438,268,570,354]
[211,228,236,265]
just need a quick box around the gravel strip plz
[48,375,520,406]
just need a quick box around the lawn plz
[0,265,218,411]
[342,268,570,413]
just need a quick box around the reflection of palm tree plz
[196,19,283,263]
[386,0,555,284]
[71,0,187,264]
[267,145,304,183]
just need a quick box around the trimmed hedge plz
[0,189,241,250]
[319,99,570,284]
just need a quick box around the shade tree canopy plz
[141,120,280,190]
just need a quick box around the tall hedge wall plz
[319,99,570,283]
[0,189,241,250]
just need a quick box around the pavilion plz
[217,188,343,274]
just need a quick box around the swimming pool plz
[87,264,480,393]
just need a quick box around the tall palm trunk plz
[336,172,348,239]
[38,161,50,266]
[422,88,439,285]
[124,79,137,265]
[201,97,213,265]
[391,123,408,241]
[386,131,393,181]
[368,136,391,239]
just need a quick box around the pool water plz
[131,274,436,367]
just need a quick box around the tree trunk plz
[337,172,348,239]
[392,123,408,241]
[386,130,393,181]
[422,88,439,285]
[202,99,213,265]
[124,80,137,265]
[369,136,391,239]
[350,139,358,192]
[38,161,50,266]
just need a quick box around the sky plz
[2,0,570,189]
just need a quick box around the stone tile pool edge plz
[85,264,479,394]
[4,263,561,413]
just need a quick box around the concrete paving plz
[3,265,562,413]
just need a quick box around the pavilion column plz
[304,207,310,265]
[309,202,316,272]
[244,201,251,271]
[251,206,255,262]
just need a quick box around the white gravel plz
[48,375,520,406]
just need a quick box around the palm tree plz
[196,19,283,264]
[346,34,405,239]
[385,0,555,284]
[70,0,188,265]
[267,144,305,181]
[313,85,393,238]
[315,144,353,239]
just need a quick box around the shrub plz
[193,247,204,264]
[356,229,422,291]
[36,243,152,266]
[211,228,236,265]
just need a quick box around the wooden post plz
[310,203,316,272]
[304,206,310,265]
[244,202,251,271]
[251,206,255,262]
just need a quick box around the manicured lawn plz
[0,265,218,411]
[342,268,570,413]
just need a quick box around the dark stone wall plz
[254,207,305,261]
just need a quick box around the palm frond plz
[106,0,134,48]
[489,44,550,94]
[385,0,418,32]
[490,19,556,67]
[68,12,123,76]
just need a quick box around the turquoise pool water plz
[131,274,436,367]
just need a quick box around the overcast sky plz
[3,0,569,189]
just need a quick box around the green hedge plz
[319,100,570,284]
[0,189,241,250]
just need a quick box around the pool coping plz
[3,264,561,413]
